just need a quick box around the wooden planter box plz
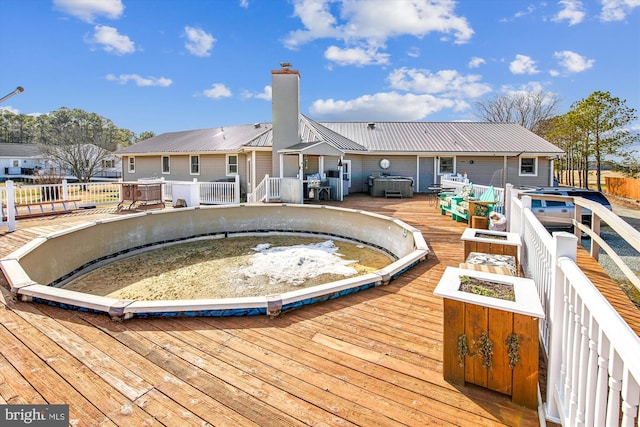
[461,228,521,270]
[434,267,545,409]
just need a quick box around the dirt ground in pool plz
[63,236,393,300]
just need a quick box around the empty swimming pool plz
[0,204,429,320]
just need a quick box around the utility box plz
[172,181,200,207]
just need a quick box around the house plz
[0,142,122,182]
[0,143,48,181]
[115,64,564,201]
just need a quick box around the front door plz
[342,160,351,195]
[418,156,435,192]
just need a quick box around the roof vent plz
[367,123,376,129]
[253,123,261,128]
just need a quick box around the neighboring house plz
[0,142,122,181]
[0,143,47,180]
[115,64,564,200]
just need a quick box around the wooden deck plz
[0,194,636,426]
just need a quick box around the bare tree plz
[37,108,117,182]
[475,89,562,134]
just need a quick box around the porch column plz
[298,153,304,180]
[279,154,284,178]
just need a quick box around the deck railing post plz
[5,180,16,232]
[519,195,532,239]
[234,174,240,204]
[265,174,270,203]
[62,179,69,201]
[504,183,513,223]
[545,231,577,421]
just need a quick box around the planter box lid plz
[433,267,545,319]
[461,228,522,246]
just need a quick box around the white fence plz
[248,175,281,203]
[508,191,640,425]
[2,178,241,231]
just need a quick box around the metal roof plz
[114,119,563,157]
[299,115,368,152]
[317,121,565,155]
[116,123,273,155]
[0,143,42,158]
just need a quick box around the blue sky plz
[1,0,639,137]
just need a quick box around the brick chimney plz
[271,62,300,177]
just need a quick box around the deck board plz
[1,193,636,425]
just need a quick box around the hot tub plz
[368,176,414,198]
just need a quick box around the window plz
[438,157,455,175]
[162,156,170,174]
[519,157,537,176]
[226,154,238,175]
[102,159,115,168]
[190,155,200,175]
[128,157,135,173]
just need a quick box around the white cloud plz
[106,74,172,87]
[89,25,135,55]
[240,0,249,8]
[553,50,595,73]
[184,26,215,57]
[324,45,390,66]
[600,0,640,21]
[552,0,586,25]
[284,0,473,66]
[387,67,491,98]
[242,86,272,101]
[202,83,232,99]
[502,81,546,93]
[500,5,536,22]
[468,57,486,68]
[509,54,539,74]
[309,92,457,121]
[53,0,124,23]
[407,47,420,58]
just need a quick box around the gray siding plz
[455,156,551,187]
[122,156,162,181]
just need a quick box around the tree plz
[538,114,584,186]
[135,131,156,142]
[474,89,562,134]
[0,110,37,143]
[37,108,119,182]
[568,91,639,191]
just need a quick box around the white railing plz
[248,175,281,203]
[518,197,558,353]
[555,259,640,426]
[441,173,469,183]
[1,177,242,230]
[67,182,121,205]
[199,176,240,205]
[441,178,505,213]
[0,183,14,231]
[508,193,640,425]
[4,181,121,207]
